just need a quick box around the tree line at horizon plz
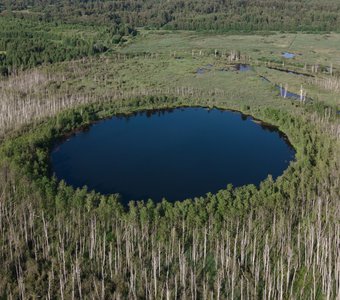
[1,0,340,74]
[1,0,340,31]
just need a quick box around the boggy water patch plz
[51,107,295,203]
[218,64,252,72]
[260,75,311,101]
[196,68,206,74]
[282,52,296,59]
[196,64,213,74]
[235,64,252,72]
[267,66,314,77]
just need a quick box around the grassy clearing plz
[0,25,338,106]
[125,31,340,105]
[122,30,340,67]
[44,53,338,108]
[31,56,288,108]
[1,30,338,135]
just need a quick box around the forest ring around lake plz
[0,95,334,212]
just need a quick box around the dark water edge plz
[267,66,314,77]
[235,64,252,72]
[51,107,296,204]
[259,75,312,101]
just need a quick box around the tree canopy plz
[2,0,340,31]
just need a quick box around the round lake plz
[51,107,295,203]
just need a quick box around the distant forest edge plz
[1,0,340,31]
[0,17,137,74]
[1,0,340,73]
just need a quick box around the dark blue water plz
[51,108,295,203]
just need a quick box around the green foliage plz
[3,0,340,32]
[2,96,335,220]
[0,97,338,298]
[0,17,137,72]
[0,8,338,295]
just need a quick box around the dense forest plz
[0,95,339,298]
[2,0,340,31]
[0,17,137,73]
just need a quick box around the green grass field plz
[123,30,340,67]
[31,30,338,109]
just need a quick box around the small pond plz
[51,108,295,203]
[282,52,296,59]
[235,64,252,72]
